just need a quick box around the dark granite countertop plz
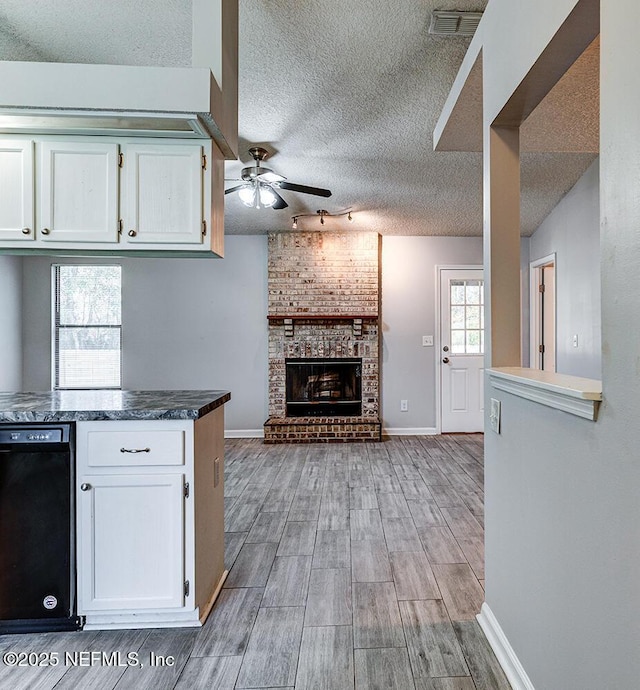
[0,390,231,423]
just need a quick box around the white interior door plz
[440,268,485,433]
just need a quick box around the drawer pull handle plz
[120,447,151,454]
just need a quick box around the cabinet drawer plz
[86,429,185,467]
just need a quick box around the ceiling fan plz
[225,147,332,209]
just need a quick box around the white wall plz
[381,236,483,431]
[0,256,23,390]
[21,236,269,432]
[527,158,600,378]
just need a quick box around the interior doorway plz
[438,267,485,433]
[530,255,556,371]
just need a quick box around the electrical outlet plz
[573,334,579,348]
[400,399,408,412]
[489,398,501,434]
[422,335,434,347]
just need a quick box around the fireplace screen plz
[286,358,362,416]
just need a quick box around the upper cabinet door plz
[0,139,35,241]
[122,143,204,244]
[40,141,119,243]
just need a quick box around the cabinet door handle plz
[22,227,31,235]
[120,447,151,454]
[128,230,137,237]
[80,483,92,491]
[41,228,51,235]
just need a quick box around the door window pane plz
[450,278,485,355]
[451,281,466,305]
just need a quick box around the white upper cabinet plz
[39,141,119,243]
[0,135,222,255]
[0,139,35,241]
[122,143,204,245]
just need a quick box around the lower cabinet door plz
[79,473,185,612]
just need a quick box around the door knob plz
[443,346,449,352]
[442,357,450,364]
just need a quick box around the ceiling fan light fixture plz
[238,185,256,207]
[259,184,277,208]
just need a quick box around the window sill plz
[487,367,602,420]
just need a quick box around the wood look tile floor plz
[0,435,511,690]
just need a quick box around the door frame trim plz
[435,264,483,434]
[529,253,556,370]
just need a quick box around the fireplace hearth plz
[286,359,362,416]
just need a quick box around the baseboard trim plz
[477,602,536,690]
[224,429,264,439]
[383,427,438,436]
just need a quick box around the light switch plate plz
[422,335,434,347]
[490,398,501,434]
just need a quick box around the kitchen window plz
[53,265,122,389]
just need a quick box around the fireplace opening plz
[286,358,362,416]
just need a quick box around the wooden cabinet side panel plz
[194,406,225,611]
[209,141,224,257]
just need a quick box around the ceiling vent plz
[429,11,483,37]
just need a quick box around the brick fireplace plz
[264,231,381,442]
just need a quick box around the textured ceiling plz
[0,0,598,237]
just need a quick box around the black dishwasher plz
[0,423,81,633]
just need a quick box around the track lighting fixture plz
[290,209,354,229]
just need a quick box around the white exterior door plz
[39,141,119,243]
[0,139,34,241]
[121,143,203,244]
[78,473,185,612]
[440,268,485,433]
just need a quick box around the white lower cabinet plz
[79,473,185,612]
[76,411,226,629]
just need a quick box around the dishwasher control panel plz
[0,426,69,445]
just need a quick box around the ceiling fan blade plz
[225,183,250,195]
[278,181,332,197]
[257,171,286,183]
[270,188,289,210]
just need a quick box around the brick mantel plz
[264,231,381,442]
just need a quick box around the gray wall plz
[21,236,269,432]
[20,234,483,433]
[381,236,483,430]
[480,1,640,686]
[527,158,601,379]
[0,255,23,390]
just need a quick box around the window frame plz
[51,263,123,391]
